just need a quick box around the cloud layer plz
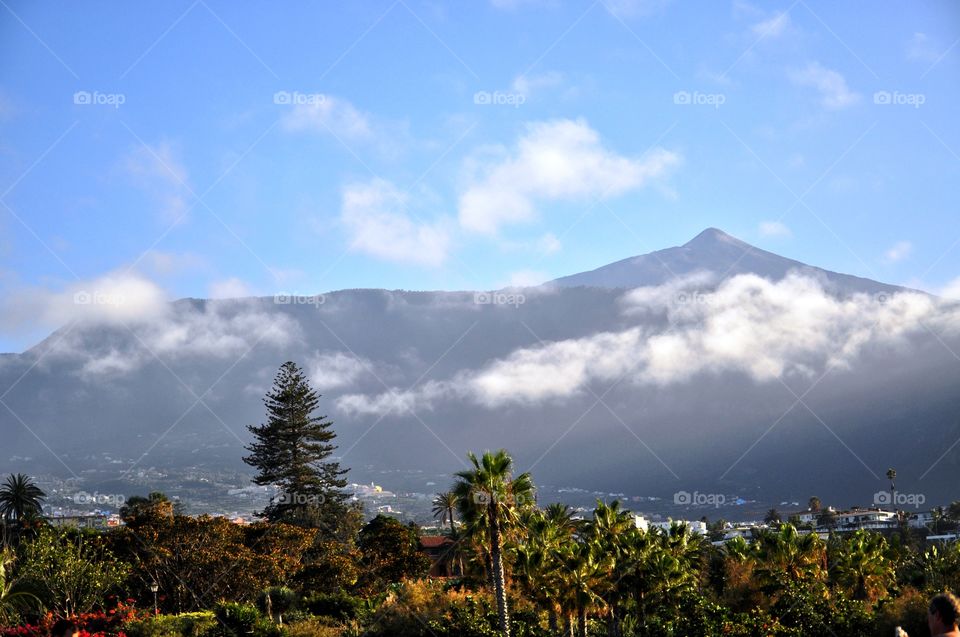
[337,272,956,415]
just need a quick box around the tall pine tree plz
[244,361,349,531]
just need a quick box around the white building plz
[834,508,898,531]
[907,511,934,529]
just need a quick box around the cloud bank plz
[337,272,956,415]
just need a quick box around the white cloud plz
[341,179,451,266]
[281,95,372,140]
[941,277,960,300]
[458,118,680,235]
[906,32,941,63]
[511,71,564,98]
[884,241,913,263]
[124,142,193,223]
[61,299,298,378]
[209,278,254,299]
[751,12,790,38]
[789,62,859,110]
[338,273,954,414]
[308,351,370,390]
[0,271,169,333]
[759,221,792,237]
[537,232,562,254]
[0,270,299,375]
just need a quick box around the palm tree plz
[559,539,610,637]
[829,530,894,602]
[0,474,45,522]
[585,500,635,637]
[432,491,458,535]
[886,468,897,507]
[453,450,534,637]
[0,548,41,624]
[0,474,45,547]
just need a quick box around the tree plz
[765,509,782,526]
[886,468,897,507]
[817,509,838,530]
[0,548,41,625]
[808,496,822,513]
[244,361,349,532]
[356,515,429,593]
[0,474,45,547]
[828,531,894,602]
[431,491,458,536]
[453,450,534,637]
[119,492,174,527]
[948,500,960,522]
[19,527,128,617]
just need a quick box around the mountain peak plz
[683,227,743,248]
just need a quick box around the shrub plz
[283,618,342,637]
[124,612,216,637]
[302,592,361,622]
[874,586,930,637]
[257,589,296,623]
[210,602,281,637]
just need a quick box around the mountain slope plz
[551,228,909,296]
[1,228,957,512]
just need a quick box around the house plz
[833,508,898,531]
[908,511,934,529]
[419,536,459,577]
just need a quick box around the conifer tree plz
[244,361,348,531]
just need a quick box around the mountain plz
[2,229,958,513]
[552,228,908,296]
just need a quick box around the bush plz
[302,592,362,622]
[283,617,343,637]
[874,587,930,637]
[125,612,216,637]
[210,602,282,637]
[257,588,296,623]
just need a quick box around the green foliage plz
[124,612,217,637]
[17,526,128,616]
[244,361,349,533]
[210,602,280,637]
[356,515,430,593]
[302,591,362,622]
[257,587,296,622]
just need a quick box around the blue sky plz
[1,0,958,352]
